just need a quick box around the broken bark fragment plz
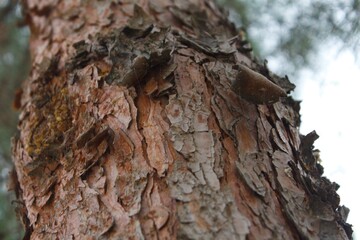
[231,64,287,104]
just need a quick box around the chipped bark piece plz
[76,125,96,148]
[85,126,114,148]
[271,74,296,93]
[338,205,350,222]
[177,33,233,58]
[79,146,107,177]
[300,130,321,174]
[144,63,176,96]
[7,168,18,193]
[169,6,193,28]
[149,48,171,68]
[13,88,23,110]
[121,55,150,86]
[232,64,287,104]
[37,56,60,83]
[126,4,153,31]
[235,153,267,197]
[24,154,59,177]
[33,93,50,108]
[144,78,158,95]
[68,14,172,88]
[66,40,93,71]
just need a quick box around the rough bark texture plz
[11,0,352,239]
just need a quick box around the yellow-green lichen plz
[26,87,72,158]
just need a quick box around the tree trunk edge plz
[11,0,353,239]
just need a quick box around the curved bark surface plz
[12,0,352,239]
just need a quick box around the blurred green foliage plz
[0,0,29,160]
[0,181,24,240]
[218,0,360,76]
[0,0,29,239]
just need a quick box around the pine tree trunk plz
[11,0,352,239]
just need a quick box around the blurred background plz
[0,0,358,239]
[0,0,29,239]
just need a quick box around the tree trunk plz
[11,0,352,239]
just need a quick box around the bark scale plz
[11,0,352,239]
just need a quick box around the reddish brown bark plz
[12,0,352,239]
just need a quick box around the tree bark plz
[11,0,352,239]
